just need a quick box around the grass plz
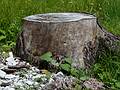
[92,47,120,89]
[0,0,120,89]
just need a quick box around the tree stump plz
[15,13,120,68]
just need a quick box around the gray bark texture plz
[15,13,120,69]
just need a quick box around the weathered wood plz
[15,13,120,69]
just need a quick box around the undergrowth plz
[40,50,120,89]
[92,46,120,89]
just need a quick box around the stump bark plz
[15,13,120,68]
